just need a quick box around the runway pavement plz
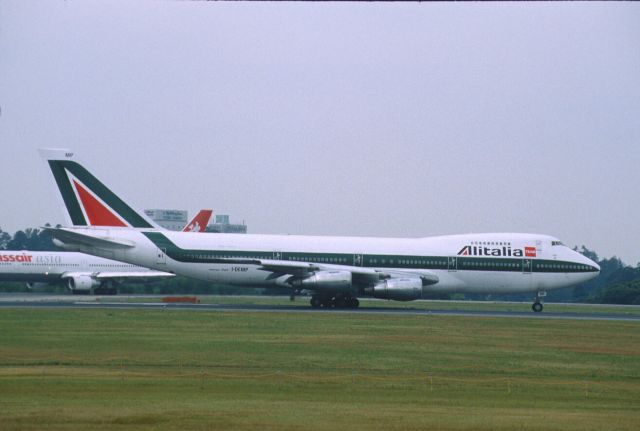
[1,294,639,321]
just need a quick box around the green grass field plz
[1,309,639,430]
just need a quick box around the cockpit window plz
[551,241,563,246]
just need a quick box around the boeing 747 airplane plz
[0,209,212,294]
[38,149,599,311]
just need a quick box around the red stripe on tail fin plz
[73,180,127,227]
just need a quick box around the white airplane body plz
[38,149,600,311]
[0,250,173,294]
[0,210,212,294]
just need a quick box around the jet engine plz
[65,275,99,293]
[292,270,352,291]
[368,278,422,301]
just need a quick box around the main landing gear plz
[94,281,118,296]
[532,290,546,313]
[310,294,360,309]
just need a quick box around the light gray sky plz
[1,2,639,264]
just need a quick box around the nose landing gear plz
[532,290,546,313]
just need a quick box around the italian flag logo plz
[46,157,153,228]
[71,178,128,227]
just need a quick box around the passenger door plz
[522,258,532,274]
[448,256,458,272]
[156,248,167,265]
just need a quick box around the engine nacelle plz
[369,278,422,301]
[26,282,53,290]
[292,270,352,291]
[65,275,99,293]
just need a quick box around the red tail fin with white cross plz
[183,210,213,232]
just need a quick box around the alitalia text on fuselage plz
[457,244,537,257]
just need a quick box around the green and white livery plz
[38,149,600,312]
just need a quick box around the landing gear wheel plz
[334,295,348,308]
[310,294,358,309]
[532,302,543,313]
[347,297,360,308]
[95,282,118,296]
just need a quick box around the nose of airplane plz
[574,250,600,274]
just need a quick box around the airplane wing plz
[61,271,174,280]
[203,257,438,287]
[379,269,439,285]
[94,271,175,279]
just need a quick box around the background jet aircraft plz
[39,149,599,311]
[0,209,212,294]
[182,210,213,232]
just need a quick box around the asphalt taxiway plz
[1,295,638,322]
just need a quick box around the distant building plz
[207,214,247,234]
[144,209,188,231]
[215,215,229,224]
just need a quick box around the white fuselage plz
[0,251,161,284]
[61,229,600,296]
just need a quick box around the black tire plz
[532,302,543,313]
[334,295,348,308]
[322,297,335,308]
[346,297,359,308]
[310,297,322,308]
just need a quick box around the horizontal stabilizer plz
[43,227,135,249]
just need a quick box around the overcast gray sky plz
[1,2,639,264]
